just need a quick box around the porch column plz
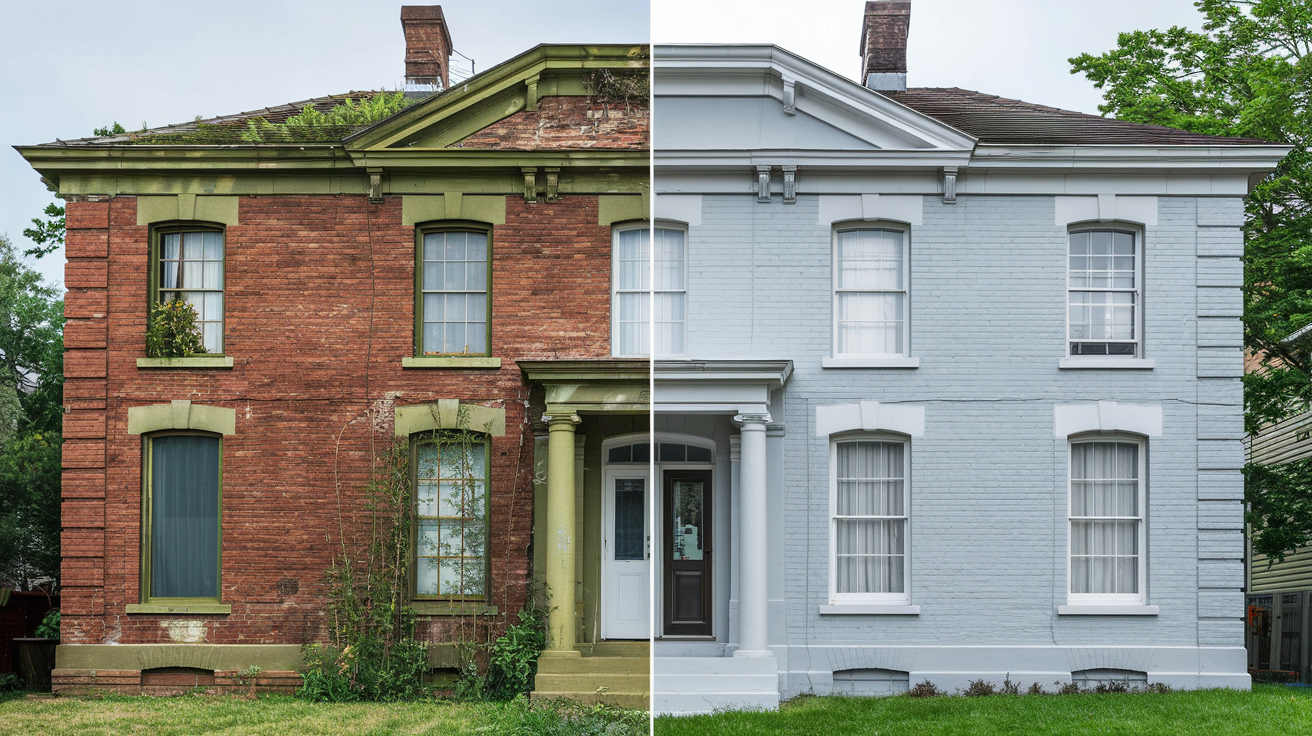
[734,411,772,658]
[543,412,582,657]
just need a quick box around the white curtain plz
[837,230,903,355]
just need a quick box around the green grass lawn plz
[0,691,648,736]
[654,685,1312,736]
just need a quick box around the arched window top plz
[606,441,713,464]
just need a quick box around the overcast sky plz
[2,0,1206,288]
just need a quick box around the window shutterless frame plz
[611,220,666,357]
[410,433,491,602]
[832,225,910,358]
[148,223,226,355]
[139,431,223,604]
[414,222,493,358]
[1067,435,1147,606]
[828,434,911,605]
[1066,226,1143,358]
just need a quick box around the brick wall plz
[61,192,612,650]
[457,96,649,149]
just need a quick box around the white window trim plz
[653,221,688,358]
[1067,433,1147,607]
[611,221,652,358]
[1065,224,1144,362]
[829,432,911,606]
[832,223,911,361]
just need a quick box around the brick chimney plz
[860,0,910,92]
[401,5,453,92]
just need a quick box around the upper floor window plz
[1068,229,1140,357]
[155,228,224,354]
[418,227,490,356]
[613,224,686,357]
[830,437,910,604]
[834,227,907,357]
[142,432,222,602]
[1069,437,1145,605]
[414,434,488,600]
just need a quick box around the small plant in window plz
[146,298,207,358]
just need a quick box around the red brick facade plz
[58,191,616,657]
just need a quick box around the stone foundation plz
[52,668,301,696]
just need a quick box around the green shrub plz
[145,299,206,358]
[907,679,944,697]
[33,609,59,639]
[483,603,548,700]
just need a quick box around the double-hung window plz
[155,228,225,354]
[612,224,686,357]
[834,228,907,357]
[414,436,488,599]
[831,438,909,604]
[1068,229,1140,357]
[142,433,222,602]
[1068,438,1145,604]
[418,228,490,356]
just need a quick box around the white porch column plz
[733,411,772,658]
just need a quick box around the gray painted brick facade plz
[670,190,1248,693]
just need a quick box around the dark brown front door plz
[663,470,712,636]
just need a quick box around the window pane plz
[617,229,650,290]
[835,519,904,594]
[150,435,220,599]
[838,292,903,355]
[654,228,685,290]
[838,230,902,290]
[836,442,903,516]
[614,478,645,561]
[416,440,485,598]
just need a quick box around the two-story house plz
[648,0,1289,714]
[17,6,651,704]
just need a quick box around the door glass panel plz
[671,479,704,561]
[614,478,645,561]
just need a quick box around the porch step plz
[531,690,649,709]
[532,648,651,709]
[652,656,780,716]
[583,641,650,658]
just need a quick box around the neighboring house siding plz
[677,192,1246,690]
[1248,411,1312,592]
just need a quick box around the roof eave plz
[969,143,1293,172]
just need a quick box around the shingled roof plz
[37,91,387,147]
[884,87,1272,146]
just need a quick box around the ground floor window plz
[1069,437,1145,604]
[414,436,488,599]
[831,437,909,604]
[144,433,222,601]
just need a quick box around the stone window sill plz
[1057,605,1159,616]
[410,601,499,616]
[402,357,502,369]
[821,357,920,369]
[126,603,232,614]
[1059,358,1155,370]
[818,604,920,615]
[137,356,234,369]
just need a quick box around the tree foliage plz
[20,203,64,260]
[1071,0,1312,560]
[0,234,63,588]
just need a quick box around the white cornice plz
[970,144,1291,172]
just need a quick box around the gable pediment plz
[653,45,976,157]
[345,44,649,156]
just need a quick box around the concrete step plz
[585,641,650,658]
[652,656,779,676]
[652,656,781,716]
[534,672,649,692]
[531,690,650,709]
[538,656,648,675]
[653,690,779,715]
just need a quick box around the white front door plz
[601,471,650,639]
